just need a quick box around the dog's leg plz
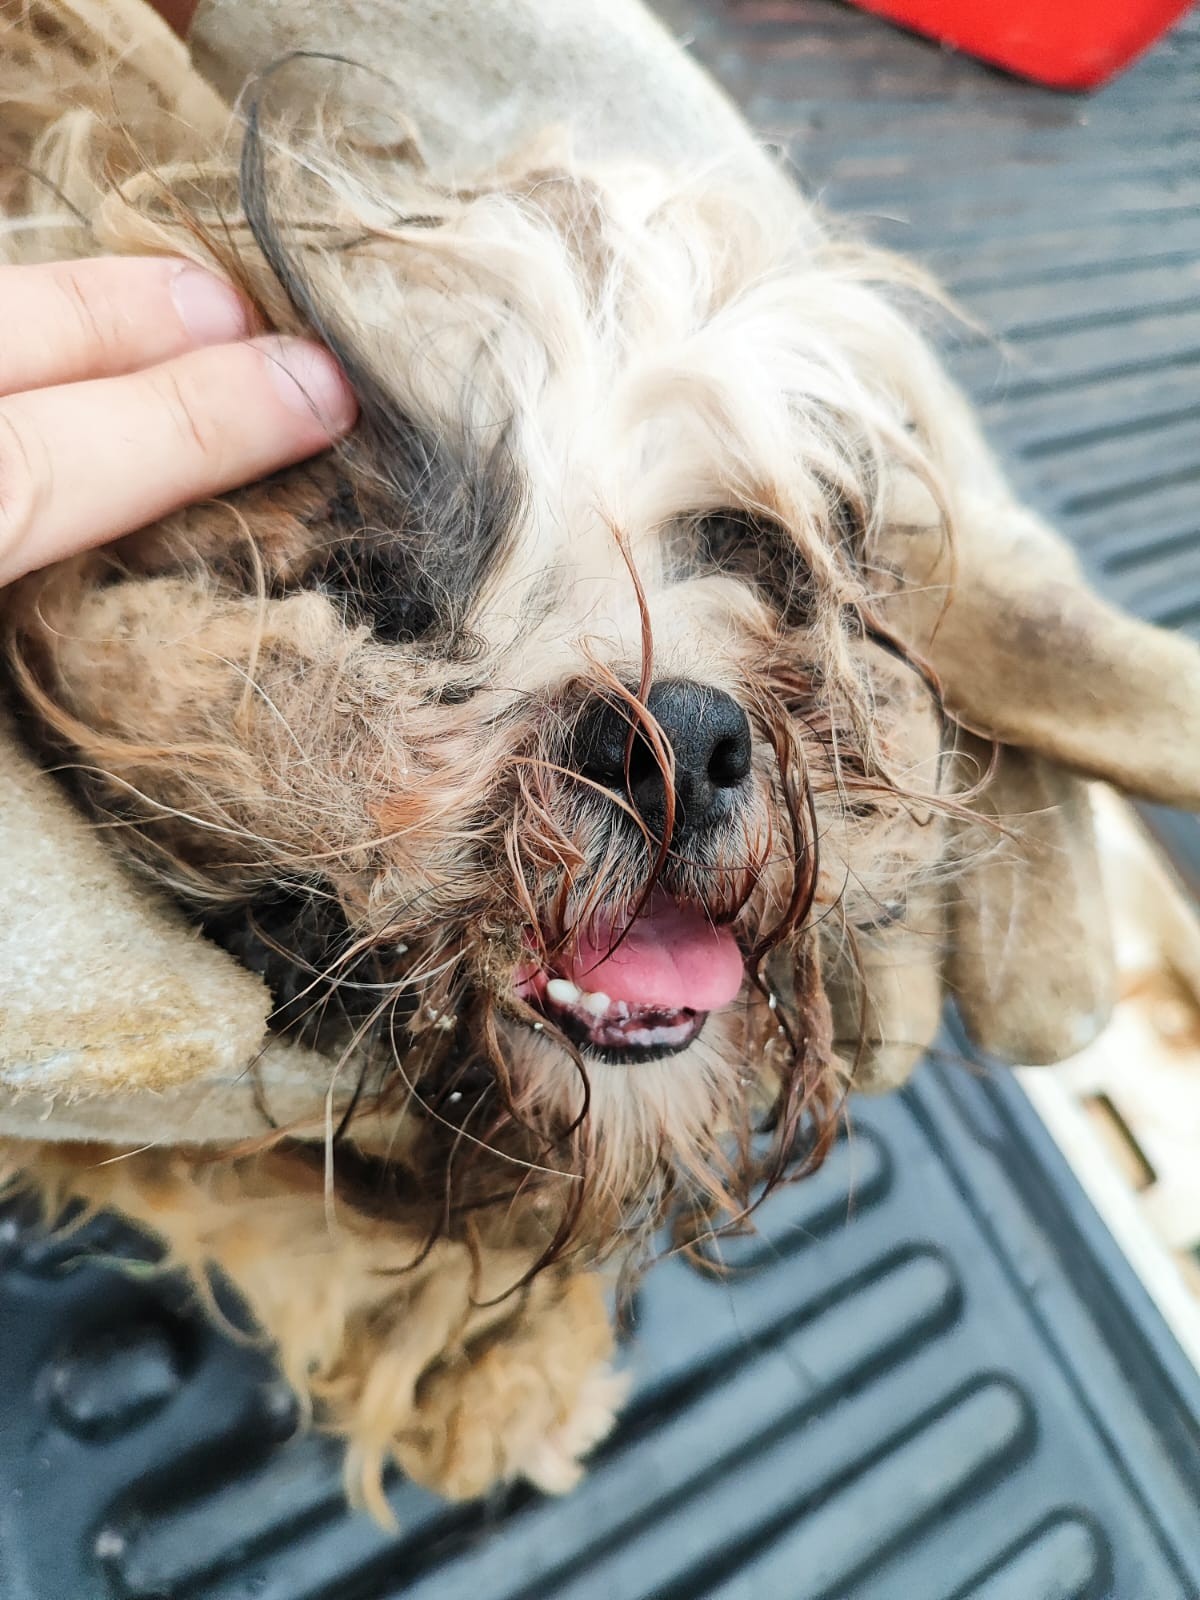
[392,1268,626,1502]
[2,1141,623,1513]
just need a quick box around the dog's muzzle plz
[515,680,753,1063]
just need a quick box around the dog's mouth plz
[515,891,745,1063]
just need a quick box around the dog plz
[4,0,1200,1513]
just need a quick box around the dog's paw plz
[398,1272,622,1501]
[515,1361,630,1496]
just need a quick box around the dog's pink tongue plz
[568,895,744,1011]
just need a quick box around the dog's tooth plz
[580,990,612,1017]
[546,978,583,1007]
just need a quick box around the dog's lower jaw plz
[524,985,710,1062]
[497,995,798,1230]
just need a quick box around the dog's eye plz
[302,538,441,644]
[688,510,815,626]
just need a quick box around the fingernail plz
[260,336,357,436]
[170,264,251,344]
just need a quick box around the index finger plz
[0,258,253,396]
[0,336,357,585]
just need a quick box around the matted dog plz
[3,0,1200,1511]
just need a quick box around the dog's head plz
[7,98,960,1263]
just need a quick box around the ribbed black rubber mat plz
[4,5,1200,1598]
[4,1057,1199,1599]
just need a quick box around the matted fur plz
[0,0,973,1502]
[1,1138,619,1515]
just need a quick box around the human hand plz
[0,256,357,586]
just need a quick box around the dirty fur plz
[0,0,972,1505]
[2,1139,620,1516]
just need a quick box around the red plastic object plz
[846,0,1194,88]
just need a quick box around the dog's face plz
[8,127,955,1256]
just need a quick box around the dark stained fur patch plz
[201,882,409,1051]
[301,535,442,644]
[239,68,527,650]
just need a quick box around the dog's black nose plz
[573,680,753,836]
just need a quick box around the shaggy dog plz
[3,0,1200,1512]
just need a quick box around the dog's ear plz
[879,475,1200,809]
[826,877,945,1092]
[859,452,1198,1074]
[945,735,1116,1064]
[6,551,427,913]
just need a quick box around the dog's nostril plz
[708,732,752,790]
[648,683,751,807]
[580,731,659,791]
[583,750,655,790]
